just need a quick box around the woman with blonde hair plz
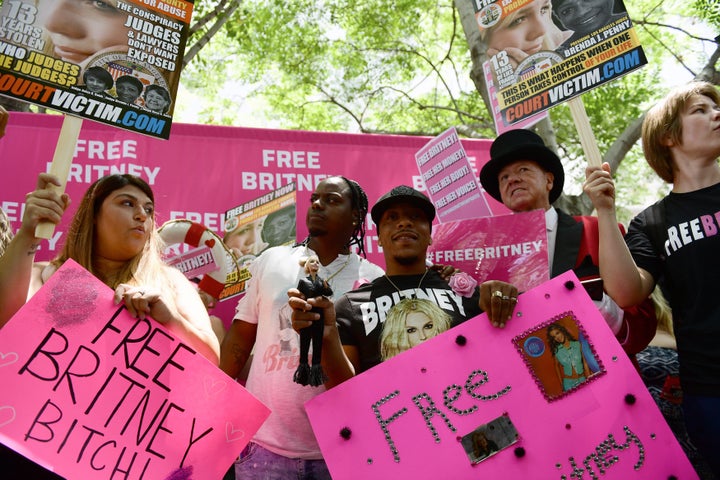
[380,298,452,361]
[479,0,570,68]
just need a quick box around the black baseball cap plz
[370,185,436,226]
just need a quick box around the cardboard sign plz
[426,210,549,292]
[306,272,696,479]
[166,244,218,279]
[475,0,647,127]
[0,0,193,138]
[415,127,491,221]
[0,261,270,479]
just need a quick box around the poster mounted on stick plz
[0,260,270,480]
[0,0,191,139]
[474,0,646,129]
[306,272,696,479]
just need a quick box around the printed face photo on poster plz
[513,312,604,401]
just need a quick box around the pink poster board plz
[0,261,270,479]
[415,127,492,221]
[427,210,548,292]
[306,272,696,479]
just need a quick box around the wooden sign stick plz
[567,96,602,168]
[35,114,84,239]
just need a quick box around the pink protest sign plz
[416,127,492,221]
[427,210,548,292]
[0,261,270,480]
[306,271,696,479]
[166,245,218,279]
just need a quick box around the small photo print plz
[460,414,519,464]
[513,311,604,401]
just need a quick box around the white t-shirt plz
[234,245,383,459]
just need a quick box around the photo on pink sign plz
[513,311,605,401]
[460,413,519,465]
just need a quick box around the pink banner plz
[415,127,492,221]
[427,210,548,292]
[0,113,512,324]
[305,272,696,479]
[0,260,270,479]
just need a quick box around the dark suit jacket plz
[551,209,599,279]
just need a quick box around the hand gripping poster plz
[0,260,270,479]
[0,0,191,138]
[473,0,647,130]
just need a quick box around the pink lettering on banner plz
[0,261,269,480]
[305,272,697,479]
[427,210,549,292]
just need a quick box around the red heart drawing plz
[226,422,245,442]
[205,239,216,248]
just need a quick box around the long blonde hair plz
[51,174,170,291]
[380,298,452,361]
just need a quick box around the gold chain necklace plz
[384,269,429,299]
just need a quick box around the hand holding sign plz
[34,115,82,239]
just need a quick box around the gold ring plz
[492,290,503,298]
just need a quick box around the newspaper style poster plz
[0,0,192,139]
[220,183,297,302]
[474,0,647,128]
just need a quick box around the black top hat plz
[370,185,436,226]
[479,129,564,204]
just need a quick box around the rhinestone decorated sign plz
[305,271,696,479]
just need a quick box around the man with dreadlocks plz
[220,176,383,480]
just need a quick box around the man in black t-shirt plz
[289,185,520,385]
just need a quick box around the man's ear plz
[545,172,554,192]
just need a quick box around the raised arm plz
[583,164,655,307]
[0,174,69,327]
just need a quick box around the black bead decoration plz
[340,427,351,440]
[624,394,636,405]
[514,446,526,458]
[564,280,575,290]
[455,335,467,346]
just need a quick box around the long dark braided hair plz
[340,176,368,258]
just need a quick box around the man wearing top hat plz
[479,128,656,356]
[288,185,520,388]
